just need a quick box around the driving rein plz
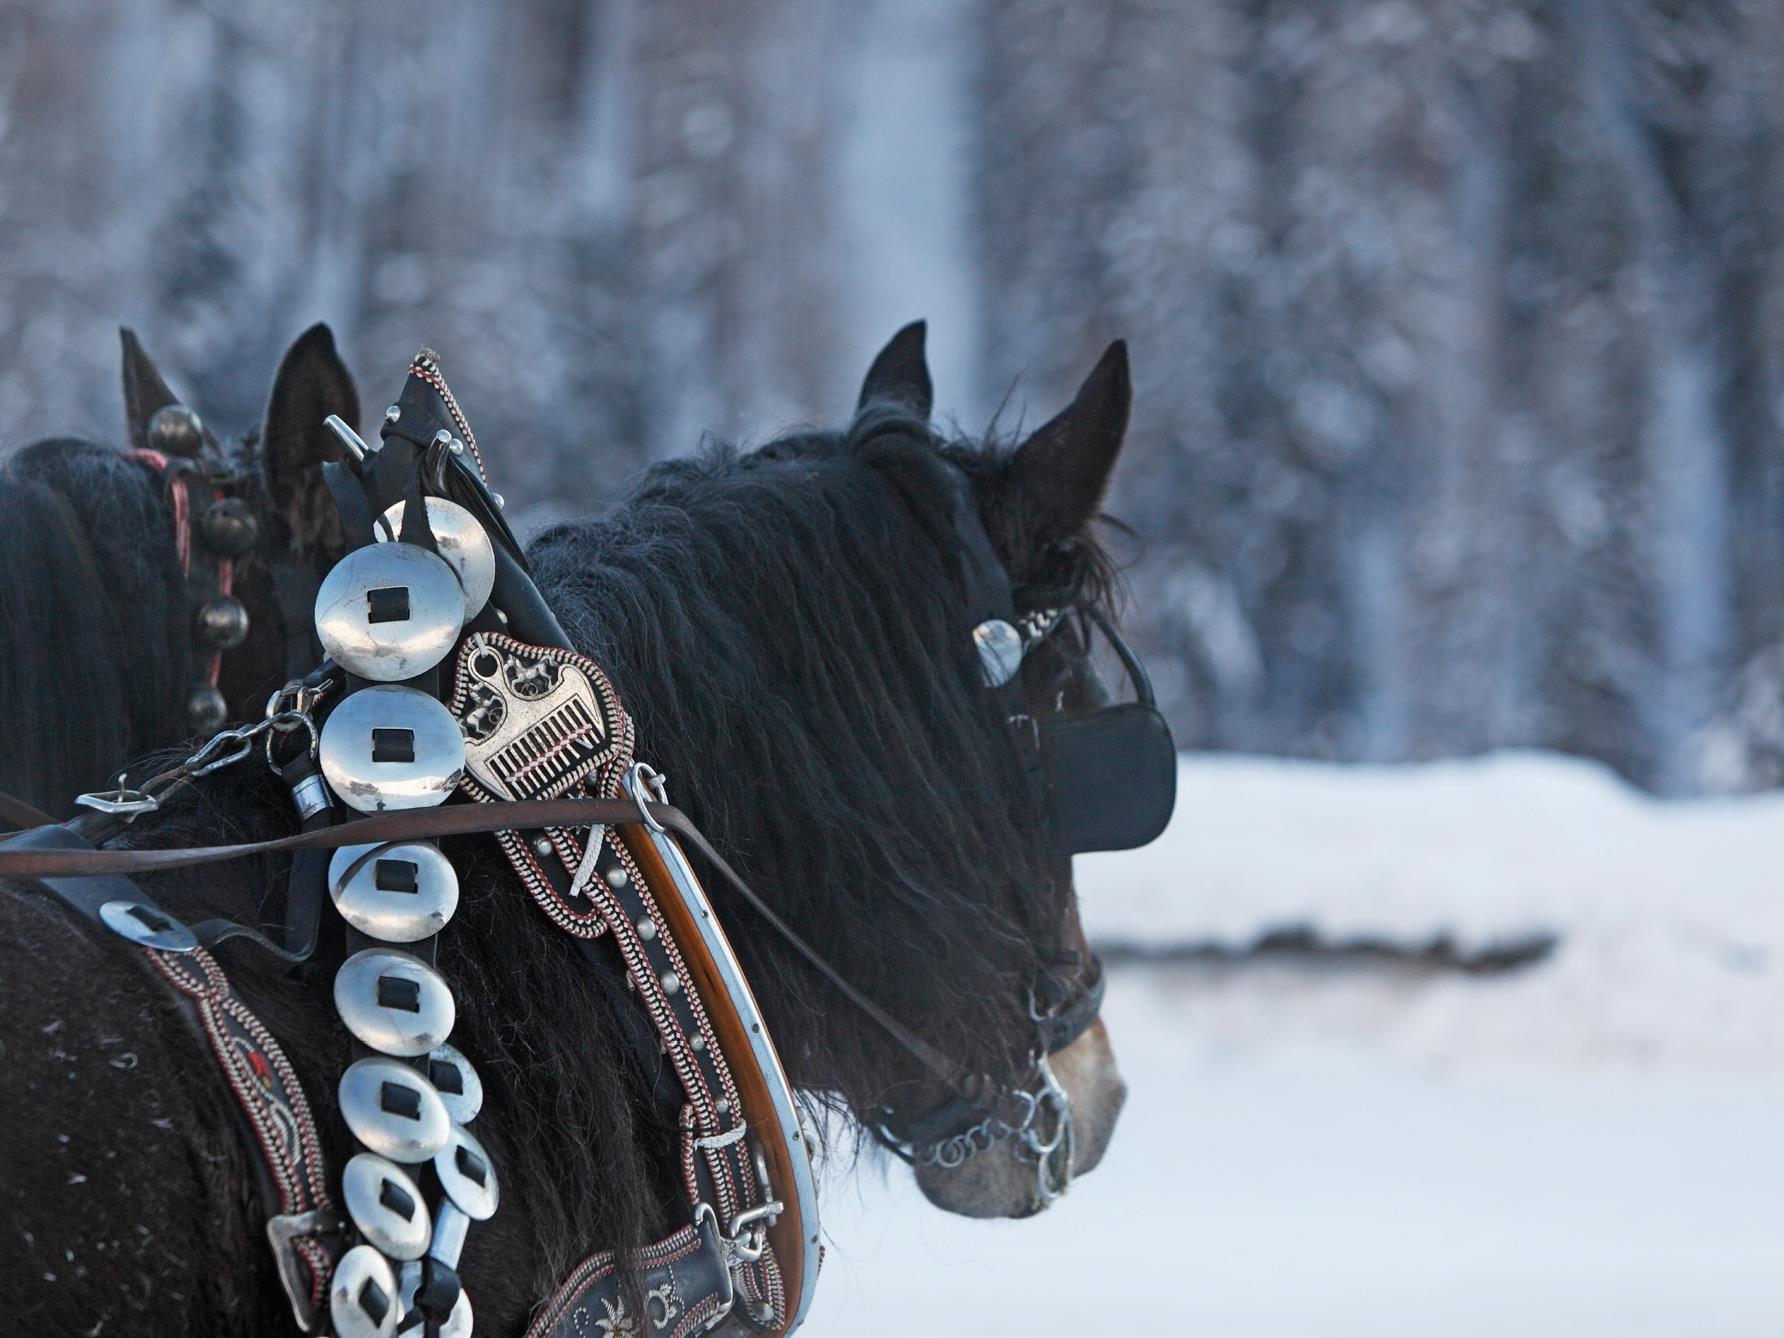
[0,356,1169,1336]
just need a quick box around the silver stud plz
[314,542,465,681]
[448,438,465,456]
[531,836,553,857]
[341,1153,431,1260]
[374,498,496,618]
[691,1034,705,1052]
[716,1098,730,1115]
[636,917,656,940]
[385,404,402,424]
[334,948,456,1057]
[433,1123,500,1221]
[328,841,459,943]
[318,686,466,814]
[338,1056,451,1163]
[605,866,629,889]
[328,1243,399,1338]
[425,1043,484,1125]
[661,971,681,995]
[432,430,452,447]
[490,492,505,510]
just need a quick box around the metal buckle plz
[266,1206,347,1334]
[73,784,160,817]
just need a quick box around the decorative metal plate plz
[376,497,496,617]
[329,1243,400,1338]
[449,632,631,803]
[425,1043,484,1125]
[334,948,457,1058]
[314,541,465,681]
[329,841,460,943]
[318,686,466,814]
[341,1153,431,1261]
[433,1122,500,1220]
[339,1056,452,1164]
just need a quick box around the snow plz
[798,752,1784,1336]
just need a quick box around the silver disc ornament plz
[318,686,466,813]
[329,1243,400,1338]
[334,947,457,1057]
[338,1056,452,1164]
[341,1153,432,1260]
[328,841,460,942]
[425,1043,484,1125]
[314,541,464,681]
[375,497,496,618]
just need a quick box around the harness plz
[0,355,1172,1335]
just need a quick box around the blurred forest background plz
[2,0,1782,797]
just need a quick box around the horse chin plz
[911,1020,1127,1219]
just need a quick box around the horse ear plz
[1007,341,1132,544]
[120,328,214,455]
[856,321,933,420]
[261,323,358,554]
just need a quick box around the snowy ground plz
[798,752,1784,1336]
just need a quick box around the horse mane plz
[529,406,1091,1111]
[0,438,190,811]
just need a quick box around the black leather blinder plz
[1037,609,1176,855]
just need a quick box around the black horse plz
[0,324,1134,1334]
[0,326,358,817]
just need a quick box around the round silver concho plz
[341,1152,432,1260]
[328,841,460,943]
[339,1056,452,1164]
[328,1242,400,1338]
[438,1289,473,1338]
[433,1122,500,1220]
[318,686,466,814]
[375,497,496,618]
[314,542,465,682]
[973,618,1025,688]
[425,1042,484,1125]
[334,948,457,1058]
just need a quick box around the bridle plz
[863,448,1177,1207]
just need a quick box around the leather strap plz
[0,797,969,1092]
[0,788,57,831]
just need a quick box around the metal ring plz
[622,763,668,832]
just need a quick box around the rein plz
[0,792,971,1092]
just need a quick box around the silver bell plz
[329,841,460,943]
[434,1122,500,1220]
[341,1152,432,1260]
[195,595,250,650]
[339,1056,452,1163]
[426,1043,484,1125]
[376,498,496,617]
[146,403,205,457]
[328,1242,400,1338]
[973,618,1025,688]
[314,542,465,681]
[334,947,457,1057]
[318,686,465,813]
